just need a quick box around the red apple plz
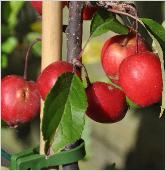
[31,1,42,15]
[101,33,149,85]
[31,1,67,15]
[83,6,98,20]
[1,75,40,127]
[86,82,128,123]
[37,61,76,100]
[119,51,163,107]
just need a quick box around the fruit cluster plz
[1,3,163,127]
[86,33,162,123]
[101,32,162,108]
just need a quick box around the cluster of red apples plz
[1,2,98,127]
[1,31,163,126]
[91,32,163,123]
[1,3,163,127]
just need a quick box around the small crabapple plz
[86,82,128,123]
[119,51,163,107]
[101,33,149,84]
[2,75,40,127]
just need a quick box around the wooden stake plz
[40,1,62,155]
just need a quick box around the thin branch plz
[66,2,84,62]
[62,1,84,170]
[108,9,138,22]
[87,1,142,26]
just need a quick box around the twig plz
[66,2,84,62]
[87,1,141,27]
[23,38,41,80]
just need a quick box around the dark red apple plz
[101,33,149,85]
[31,1,67,15]
[83,6,98,20]
[1,75,40,127]
[31,1,42,15]
[37,61,76,100]
[119,51,163,107]
[86,82,128,123]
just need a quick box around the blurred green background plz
[1,1,165,170]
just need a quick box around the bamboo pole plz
[40,1,62,155]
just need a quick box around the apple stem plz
[72,34,92,86]
[23,38,41,80]
[72,58,91,86]
[83,65,91,86]
[77,36,92,60]
[94,1,140,53]
[121,37,129,47]
[109,9,139,24]
[73,35,93,85]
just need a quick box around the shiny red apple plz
[31,1,42,15]
[37,61,76,100]
[83,6,98,20]
[101,33,149,84]
[86,82,128,123]
[119,51,163,107]
[1,75,40,127]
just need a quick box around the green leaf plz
[151,36,165,118]
[30,21,42,33]
[126,97,140,109]
[90,8,114,33]
[1,25,11,39]
[42,73,88,154]
[2,37,18,54]
[90,8,128,37]
[141,18,165,45]
[8,1,24,29]
[1,54,8,69]
[2,2,11,24]
[81,117,92,160]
